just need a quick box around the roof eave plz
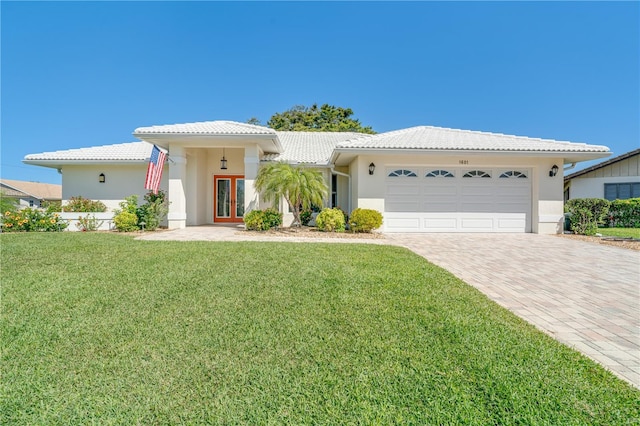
[333,147,610,159]
[23,159,149,169]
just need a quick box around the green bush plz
[262,208,283,229]
[315,208,346,232]
[565,198,610,236]
[1,208,67,232]
[608,198,640,228]
[349,208,383,233]
[75,215,104,232]
[62,196,107,212]
[113,196,139,232]
[300,209,313,226]
[113,211,138,232]
[244,208,283,231]
[137,191,168,231]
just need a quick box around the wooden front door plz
[214,175,245,223]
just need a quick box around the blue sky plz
[2,1,638,184]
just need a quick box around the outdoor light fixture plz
[369,163,376,175]
[549,164,559,177]
[99,173,106,183]
[220,148,228,170]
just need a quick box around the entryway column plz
[168,145,187,229]
[244,144,260,214]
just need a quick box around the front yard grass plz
[598,227,640,239]
[2,233,639,424]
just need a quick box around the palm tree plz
[254,162,328,227]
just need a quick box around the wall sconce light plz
[368,163,376,175]
[549,164,559,177]
[220,148,228,170]
[99,173,106,183]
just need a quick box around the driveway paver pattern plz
[386,233,640,388]
[139,227,639,387]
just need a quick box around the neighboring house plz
[24,120,610,234]
[0,179,62,209]
[564,148,640,202]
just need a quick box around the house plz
[0,179,62,208]
[23,120,611,234]
[564,148,640,201]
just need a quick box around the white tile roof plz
[134,120,276,136]
[24,142,153,162]
[337,126,610,153]
[23,124,610,167]
[264,132,371,164]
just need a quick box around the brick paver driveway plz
[387,233,640,388]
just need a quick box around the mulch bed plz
[556,233,640,251]
[240,226,385,239]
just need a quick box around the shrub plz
[243,208,282,231]
[62,196,107,212]
[113,211,138,232]
[41,200,62,213]
[137,191,169,231]
[349,208,383,233]
[113,196,139,232]
[315,208,346,232]
[1,208,67,232]
[300,209,313,226]
[262,208,283,229]
[565,198,610,236]
[75,214,104,232]
[608,198,640,228]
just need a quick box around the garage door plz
[384,168,531,232]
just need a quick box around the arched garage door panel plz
[384,168,531,233]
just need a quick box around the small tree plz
[254,162,328,227]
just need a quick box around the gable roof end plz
[564,148,640,181]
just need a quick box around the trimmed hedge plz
[315,208,345,232]
[349,208,383,233]
[244,208,282,231]
[565,198,610,235]
[608,198,640,228]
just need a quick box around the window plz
[426,169,454,178]
[463,170,491,178]
[29,200,34,207]
[388,169,417,177]
[604,183,640,201]
[499,170,527,179]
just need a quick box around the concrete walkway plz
[139,227,640,387]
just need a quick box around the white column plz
[244,145,260,214]
[167,145,187,229]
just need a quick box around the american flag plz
[144,145,167,194]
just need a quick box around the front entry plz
[214,175,245,223]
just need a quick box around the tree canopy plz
[266,104,376,134]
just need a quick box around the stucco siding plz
[352,154,564,234]
[62,164,166,211]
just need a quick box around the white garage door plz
[384,168,531,233]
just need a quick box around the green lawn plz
[598,227,640,239]
[2,233,639,424]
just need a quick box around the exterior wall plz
[351,154,565,234]
[566,154,639,200]
[61,164,166,212]
[568,176,640,200]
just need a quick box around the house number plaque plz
[459,160,469,165]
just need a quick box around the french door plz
[214,175,244,223]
